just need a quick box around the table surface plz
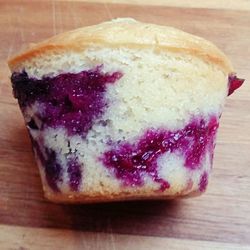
[0,1,250,249]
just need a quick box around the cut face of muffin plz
[8,18,244,203]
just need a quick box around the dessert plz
[8,18,244,203]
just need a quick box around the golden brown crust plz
[45,191,201,204]
[44,187,201,204]
[45,191,196,204]
[8,18,233,73]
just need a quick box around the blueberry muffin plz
[8,18,244,203]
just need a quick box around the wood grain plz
[83,0,250,11]
[0,225,249,250]
[0,0,250,249]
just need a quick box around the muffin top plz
[8,18,233,73]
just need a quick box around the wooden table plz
[0,1,249,249]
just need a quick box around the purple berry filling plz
[102,117,218,191]
[30,137,82,192]
[228,74,245,96]
[44,149,62,192]
[199,171,208,192]
[30,138,62,192]
[11,66,122,192]
[11,67,122,136]
[67,158,82,191]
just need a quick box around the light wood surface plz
[1,224,250,250]
[0,0,250,249]
[84,0,250,11]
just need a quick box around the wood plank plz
[0,225,249,250]
[0,0,250,248]
[80,0,250,11]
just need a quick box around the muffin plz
[8,18,244,203]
